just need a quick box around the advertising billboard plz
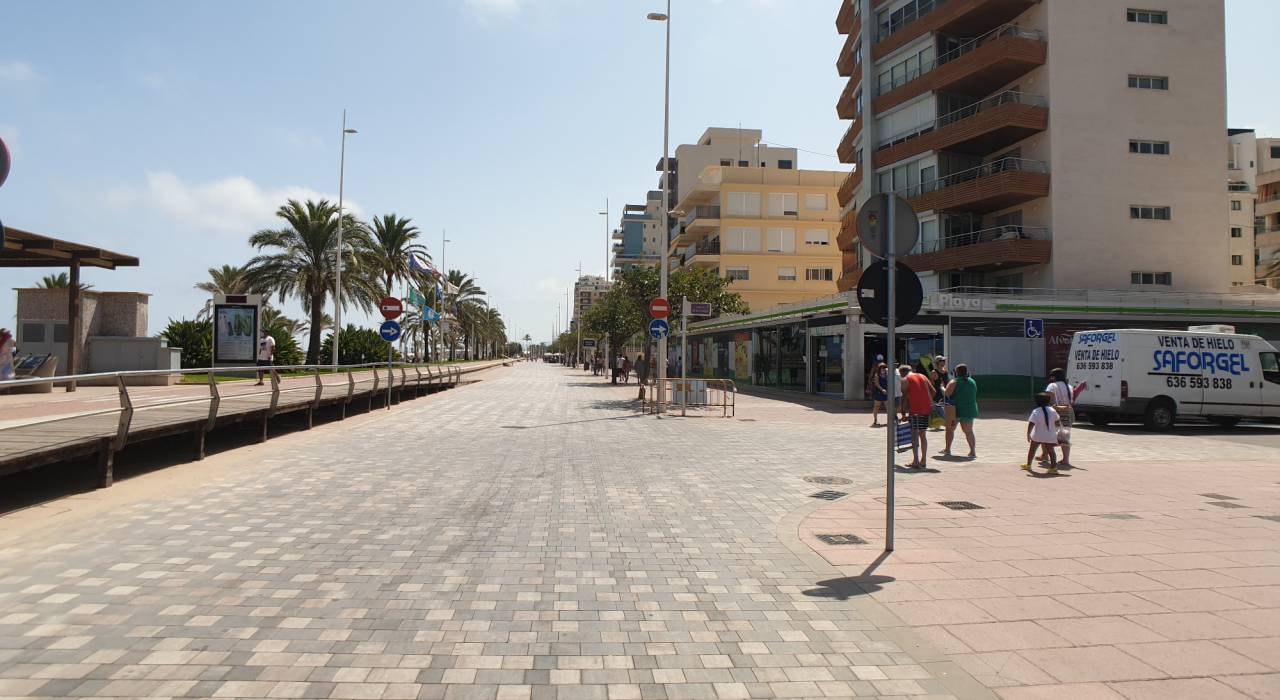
[213,304,259,364]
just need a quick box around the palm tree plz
[366,214,429,295]
[194,264,251,320]
[34,272,93,292]
[478,306,506,358]
[246,199,382,364]
[443,270,485,360]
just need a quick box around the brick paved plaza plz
[1,362,1278,699]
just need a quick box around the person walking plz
[635,353,649,400]
[896,364,911,421]
[869,361,889,427]
[1044,367,1074,468]
[903,365,936,469]
[255,329,276,386]
[944,363,979,458]
[1023,392,1062,475]
[622,356,633,384]
[930,355,951,433]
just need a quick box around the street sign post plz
[1025,319,1044,398]
[582,338,597,349]
[856,260,924,328]
[649,298,670,319]
[379,296,404,320]
[379,320,402,410]
[687,301,712,317]
[649,319,669,340]
[379,320,402,342]
[1025,319,1045,339]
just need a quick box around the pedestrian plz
[0,328,14,382]
[635,353,650,400]
[943,363,978,458]
[903,365,936,469]
[622,356,633,384]
[255,329,276,386]
[865,353,885,400]
[1023,392,1062,475]
[1044,367,1074,468]
[869,361,888,427]
[930,355,950,433]
[896,364,911,420]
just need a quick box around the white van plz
[1068,329,1280,430]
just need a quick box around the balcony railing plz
[877,91,1046,151]
[875,24,1045,97]
[917,225,1046,254]
[1228,182,1251,193]
[877,0,949,44]
[693,239,721,256]
[1263,191,1280,203]
[896,157,1048,198]
[683,205,721,226]
[837,117,863,163]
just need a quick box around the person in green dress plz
[944,363,979,458]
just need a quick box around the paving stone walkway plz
[0,363,982,700]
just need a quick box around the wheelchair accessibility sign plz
[1025,318,1044,339]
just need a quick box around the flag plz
[408,253,436,278]
[423,307,440,323]
[407,287,427,308]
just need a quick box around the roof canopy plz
[0,226,139,270]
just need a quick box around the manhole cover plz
[816,534,867,546]
[1094,513,1141,520]
[1200,493,1239,500]
[809,490,848,501]
[1206,501,1248,509]
[1255,515,1280,523]
[804,476,853,485]
[938,501,985,511]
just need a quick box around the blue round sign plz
[649,318,670,340]
[379,320,402,342]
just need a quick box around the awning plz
[0,226,139,269]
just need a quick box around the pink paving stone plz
[995,682,1125,699]
[1017,646,1161,683]
[1107,677,1252,700]
[1115,640,1270,676]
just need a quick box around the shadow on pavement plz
[803,575,894,600]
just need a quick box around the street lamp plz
[334,111,357,369]
[599,200,610,282]
[649,2,671,415]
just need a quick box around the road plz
[1,362,1277,699]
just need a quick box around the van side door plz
[1261,351,1280,419]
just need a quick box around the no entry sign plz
[649,298,670,319]
[379,296,404,320]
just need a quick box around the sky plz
[1,0,1277,347]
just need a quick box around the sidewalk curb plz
[776,482,999,700]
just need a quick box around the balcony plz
[901,226,1050,272]
[672,205,721,247]
[838,168,864,209]
[873,25,1047,114]
[837,268,862,293]
[837,0,859,35]
[687,239,721,266]
[874,91,1047,167]
[836,22,863,77]
[837,72,863,119]
[1259,190,1280,217]
[873,0,1039,62]
[837,117,863,164]
[837,208,859,252]
[899,157,1050,213]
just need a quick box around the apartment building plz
[1228,129,1260,287]
[834,0,1229,295]
[667,159,845,312]
[611,191,666,276]
[571,275,611,332]
[661,128,799,208]
[1235,131,1280,288]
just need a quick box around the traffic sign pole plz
[885,196,897,553]
[680,297,688,417]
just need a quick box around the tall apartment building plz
[611,191,667,276]
[667,154,845,312]
[834,0,1229,294]
[1230,130,1280,288]
[661,128,799,208]
[571,275,611,332]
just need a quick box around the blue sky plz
[2,0,1276,346]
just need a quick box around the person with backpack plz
[1023,392,1062,475]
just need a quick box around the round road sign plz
[649,298,670,319]
[857,193,919,259]
[856,259,924,328]
[379,320,402,342]
[0,135,10,189]
[649,318,670,340]
[379,296,404,320]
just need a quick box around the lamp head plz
[344,128,358,134]
[647,12,668,21]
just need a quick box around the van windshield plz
[1262,352,1280,373]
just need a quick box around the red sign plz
[649,298,670,319]
[379,296,404,320]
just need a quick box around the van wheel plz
[1208,416,1240,428]
[1144,398,1176,431]
[1088,414,1112,427]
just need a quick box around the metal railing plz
[876,24,1045,96]
[1228,182,1251,192]
[683,205,721,227]
[932,286,1280,310]
[895,157,1048,199]
[912,225,1048,255]
[641,377,737,418]
[1262,191,1280,203]
[693,239,721,256]
[0,360,507,484]
[877,91,1046,150]
[876,0,948,43]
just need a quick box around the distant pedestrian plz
[903,365,936,469]
[1044,368,1074,468]
[943,364,978,458]
[0,328,14,382]
[255,330,276,386]
[1023,392,1062,475]
[635,353,650,400]
[869,361,888,427]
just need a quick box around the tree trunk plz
[306,294,325,365]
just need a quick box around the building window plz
[1232,255,1244,266]
[1131,271,1173,285]
[805,268,835,282]
[1232,227,1244,238]
[877,44,937,95]
[724,227,761,252]
[20,322,45,343]
[1129,140,1170,155]
[767,192,799,216]
[719,158,733,166]
[778,266,797,281]
[1232,200,1243,211]
[1127,9,1168,24]
[777,159,794,170]
[804,229,830,246]
[1272,146,1280,159]
[726,267,750,281]
[737,160,749,167]
[725,192,761,216]
[804,193,828,210]
[766,228,796,253]
[1130,205,1171,220]
[1128,75,1169,90]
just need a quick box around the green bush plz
[160,318,213,369]
[319,325,401,365]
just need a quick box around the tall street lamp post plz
[599,200,610,282]
[334,111,357,369]
[648,1,672,415]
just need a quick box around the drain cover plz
[1200,493,1239,500]
[816,534,867,546]
[1255,515,1280,523]
[1094,513,1141,520]
[938,501,985,510]
[810,490,848,501]
[804,476,853,486]
[1206,501,1248,509]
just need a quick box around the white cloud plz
[464,0,522,19]
[0,61,37,82]
[104,171,362,236]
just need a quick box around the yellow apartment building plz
[668,165,846,312]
